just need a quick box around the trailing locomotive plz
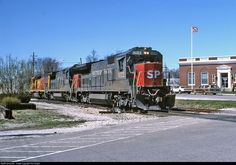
[30,47,176,113]
[30,75,48,98]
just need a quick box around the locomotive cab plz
[124,47,175,112]
[133,62,175,111]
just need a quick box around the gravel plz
[1,99,236,137]
[0,99,160,136]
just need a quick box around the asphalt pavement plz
[1,93,236,138]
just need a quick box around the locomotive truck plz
[30,47,176,113]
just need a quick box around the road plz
[1,113,236,162]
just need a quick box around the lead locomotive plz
[30,47,175,113]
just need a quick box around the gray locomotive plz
[30,47,175,113]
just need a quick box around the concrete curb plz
[0,131,57,137]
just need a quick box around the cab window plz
[118,58,125,72]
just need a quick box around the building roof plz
[179,55,236,66]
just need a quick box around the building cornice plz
[179,55,236,66]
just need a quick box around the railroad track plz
[30,98,169,116]
[30,98,110,111]
[30,98,214,115]
[169,109,236,123]
[30,98,236,123]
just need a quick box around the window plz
[118,58,125,72]
[188,72,195,85]
[66,71,69,79]
[201,72,208,85]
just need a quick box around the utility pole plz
[80,58,82,64]
[32,52,36,76]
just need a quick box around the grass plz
[175,99,236,110]
[0,109,86,131]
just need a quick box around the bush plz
[17,92,31,103]
[0,92,31,104]
[1,96,20,106]
[0,93,15,102]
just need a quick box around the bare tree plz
[169,68,180,78]
[16,60,33,93]
[0,55,18,93]
[0,55,61,94]
[86,49,99,63]
[35,57,61,75]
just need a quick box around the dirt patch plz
[172,107,221,113]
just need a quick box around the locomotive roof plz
[46,47,162,75]
[69,62,94,74]
[33,73,49,79]
[107,47,162,57]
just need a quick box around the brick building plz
[179,56,236,92]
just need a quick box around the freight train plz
[30,47,176,113]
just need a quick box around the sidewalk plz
[216,108,236,116]
[220,92,236,96]
[188,92,236,96]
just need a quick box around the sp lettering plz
[147,70,161,79]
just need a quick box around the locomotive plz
[30,47,175,113]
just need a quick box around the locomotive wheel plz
[38,93,43,99]
[158,101,166,110]
[47,93,53,100]
[63,94,70,102]
[139,109,148,114]
[132,107,139,113]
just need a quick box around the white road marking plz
[13,136,131,162]
[0,116,210,162]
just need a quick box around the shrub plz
[0,93,15,102]
[17,92,31,103]
[0,92,32,103]
[1,97,21,107]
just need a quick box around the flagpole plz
[191,26,194,90]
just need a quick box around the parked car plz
[208,84,221,95]
[194,84,221,95]
[171,86,191,94]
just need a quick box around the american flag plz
[192,26,198,32]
